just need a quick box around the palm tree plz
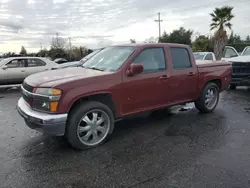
[210,6,234,60]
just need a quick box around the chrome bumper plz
[17,97,68,136]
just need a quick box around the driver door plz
[121,47,170,115]
[221,46,239,61]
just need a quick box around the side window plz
[6,59,25,68]
[170,48,192,69]
[132,48,166,73]
[27,59,46,67]
[223,48,238,58]
[204,53,213,60]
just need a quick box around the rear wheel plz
[195,82,219,113]
[66,101,114,150]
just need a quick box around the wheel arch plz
[203,79,222,91]
[67,93,117,118]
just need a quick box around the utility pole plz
[155,12,163,41]
[56,32,59,46]
[39,43,42,57]
[69,37,72,60]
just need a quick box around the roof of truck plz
[112,43,190,48]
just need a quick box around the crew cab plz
[17,43,232,150]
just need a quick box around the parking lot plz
[1,87,250,188]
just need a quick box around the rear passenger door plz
[26,58,48,77]
[168,47,199,104]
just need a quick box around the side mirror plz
[126,63,143,77]
[2,65,7,70]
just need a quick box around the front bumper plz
[17,97,68,136]
[231,76,250,86]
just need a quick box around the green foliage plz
[192,35,213,52]
[246,35,250,42]
[227,43,250,52]
[228,32,242,44]
[210,6,234,31]
[159,27,193,45]
[130,39,136,43]
[20,46,27,55]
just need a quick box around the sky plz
[0,0,250,53]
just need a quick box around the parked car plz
[54,58,68,64]
[0,57,58,85]
[17,43,232,150]
[53,48,104,69]
[193,52,216,61]
[221,46,250,89]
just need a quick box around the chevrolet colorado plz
[17,43,232,150]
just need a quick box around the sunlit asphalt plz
[1,87,250,188]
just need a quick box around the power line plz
[104,0,248,33]
[154,12,163,40]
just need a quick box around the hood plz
[228,55,250,62]
[24,67,111,87]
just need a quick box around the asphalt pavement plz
[1,87,250,188]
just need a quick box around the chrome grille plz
[22,82,34,92]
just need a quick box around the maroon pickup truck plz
[17,43,232,150]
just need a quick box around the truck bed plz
[196,60,232,68]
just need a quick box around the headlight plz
[35,88,62,96]
[32,88,62,113]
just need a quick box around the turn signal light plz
[50,101,59,112]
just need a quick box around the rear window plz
[170,48,192,69]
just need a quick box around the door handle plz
[159,75,169,80]
[188,72,195,76]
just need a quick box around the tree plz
[130,39,136,43]
[228,32,242,44]
[159,27,193,45]
[210,6,234,60]
[51,33,68,50]
[50,33,68,60]
[192,35,213,52]
[246,35,250,42]
[20,46,27,55]
[69,46,88,61]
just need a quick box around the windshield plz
[193,53,206,60]
[242,48,250,56]
[82,46,136,71]
[80,49,102,62]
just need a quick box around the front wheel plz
[195,82,219,113]
[66,101,115,150]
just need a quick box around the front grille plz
[232,62,250,74]
[21,82,34,105]
[22,82,34,92]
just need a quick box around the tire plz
[195,82,219,113]
[66,101,115,150]
[229,84,236,90]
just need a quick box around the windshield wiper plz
[82,65,105,71]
